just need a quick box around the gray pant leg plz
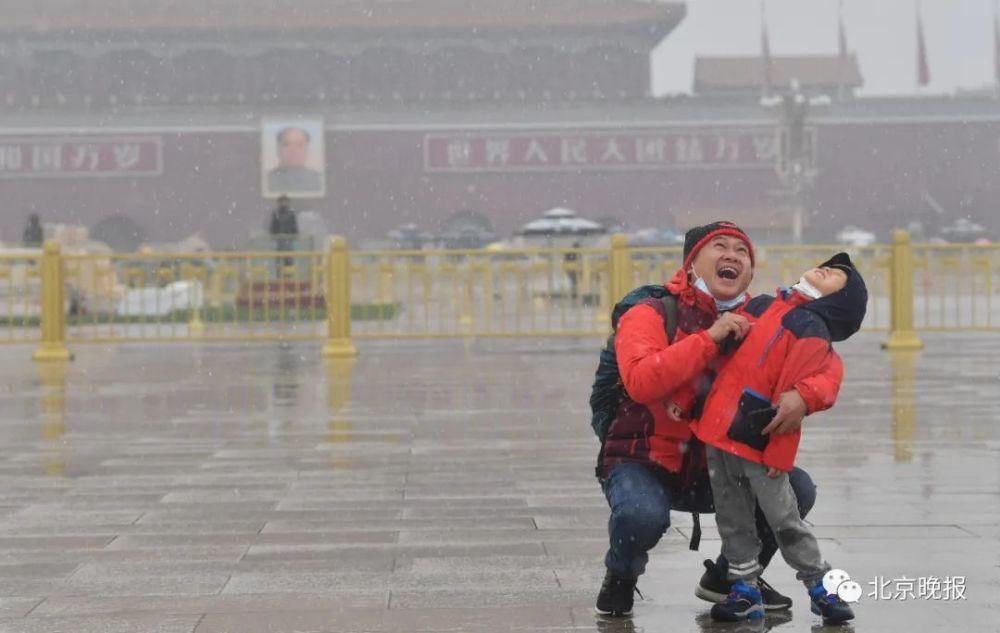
[742,459,830,586]
[706,446,763,582]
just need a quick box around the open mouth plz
[717,265,740,280]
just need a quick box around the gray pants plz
[706,445,830,586]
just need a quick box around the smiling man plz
[593,221,826,618]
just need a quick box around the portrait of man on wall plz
[261,118,326,198]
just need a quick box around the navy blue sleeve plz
[782,308,832,342]
[743,294,776,318]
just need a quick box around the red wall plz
[2,118,997,248]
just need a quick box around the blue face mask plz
[692,274,747,312]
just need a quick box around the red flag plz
[916,7,930,86]
[761,1,773,93]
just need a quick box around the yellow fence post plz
[183,263,206,335]
[608,233,632,312]
[459,265,474,328]
[884,229,923,351]
[376,262,395,304]
[322,236,358,358]
[33,241,72,362]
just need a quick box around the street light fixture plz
[761,79,829,244]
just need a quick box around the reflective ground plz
[0,333,997,632]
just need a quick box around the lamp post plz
[762,79,826,244]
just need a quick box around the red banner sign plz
[424,129,778,172]
[0,136,162,178]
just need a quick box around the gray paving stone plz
[0,562,79,578]
[104,537,253,554]
[0,598,44,618]
[220,571,390,598]
[0,335,995,632]
[258,517,536,533]
[65,566,232,597]
[0,536,115,550]
[244,542,546,561]
[0,613,202,633]
[254,530,398,545]
[194,606,576,633]
[86,545,251,563]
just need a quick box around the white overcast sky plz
[651,0,997,96]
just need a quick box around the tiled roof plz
[695,55,864,90]
[4,0,685,34]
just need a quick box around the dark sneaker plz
[695,559,730,604]
[595,570,638,617]
[757,576,793,611]
[710,580,765,622]
[696,560,792,611]
[808,581,855,624]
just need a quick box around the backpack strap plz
[690,513,702,551]
[680,435,707,551]
[659,295,699,551]
[601,290,704,550]
[658,293,679,343]
[596,291,679,482]
[594,334,616,480]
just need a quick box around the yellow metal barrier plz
[884,230,923,350]
[55,248,325,344]
[0,248,43,346]
[609,234,632,313]
[7,231,1000,354]
[348,245,612,338]
[322,237,357,358]
[910,241,1000,330]
[33,241,71,361]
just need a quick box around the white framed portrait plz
[261,118,326,198]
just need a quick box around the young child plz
[691,252,868,624]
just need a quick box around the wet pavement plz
[0,333,997,632]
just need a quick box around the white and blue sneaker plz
[710,579,766,622]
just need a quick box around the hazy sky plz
[652,0,997,96]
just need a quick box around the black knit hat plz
[818,252,856,276]
[682,221,755,270]
[801,252,868,341]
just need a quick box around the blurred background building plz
[0,0,997,248]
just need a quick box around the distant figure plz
[22,214,43,247]
[269,196,299,269]
[266,127,323,195]
[565,241,582,300]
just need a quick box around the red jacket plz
[605,268,735,475]
[691,290,844,472]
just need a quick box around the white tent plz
[519,207,606,236]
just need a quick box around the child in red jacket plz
[692,253,867,625]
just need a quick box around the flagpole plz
[838,0,846,101]
[761,0,772,98]
[915,0,920,91]
[994,0,999,99]
[915,0,929,90]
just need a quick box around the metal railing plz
[61,248,327,343]
[11,230,1000,358]
[912,242,1000,330]
[0,249,42,345]
[348,245,613,338]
